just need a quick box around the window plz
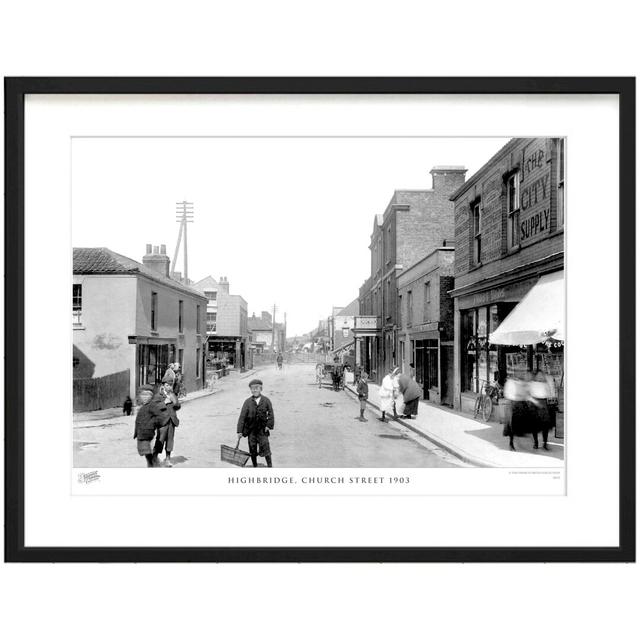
[424,281,431,322]
[178,348,184,368]
[196,348,200,377]
[398,295,402,328]
[72,284,82,324]
[407,291,413,327]
[472,201,482,264]
[196,305,201,333]
[204,290,217,302]
[206,312,217,333]
[178,300,184,333]
[151,292,158,331]
[506,172,520,249]
[385,279,391,319]
[557,138,565,228]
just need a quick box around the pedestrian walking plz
[379,367,399,422]
[172,363,185,398]
[356,372,369,422]
[133,385,167,467]
[123,395,133,416]
[153,381,181,467]
[396,373,422,419]
[276,352,283,370]
[237,379,275,467]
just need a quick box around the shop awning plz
[489,271,564,345]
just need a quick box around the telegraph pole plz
[172,201,194,281]
[272,303,277,352]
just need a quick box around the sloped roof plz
[73,247,206,299]
[192,275,219,290]
[248,316,272,331]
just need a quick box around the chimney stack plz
[430,166,467,195]
[218,276,230,294]
[143,243,171,278]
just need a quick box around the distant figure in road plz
[409,362,416,379]
[396,373,422,419]
[356,372,369,422]
[276,353,283,370]
[237,379,275,468]
[379,367,399,422]
[331,357,343,391]
[154,381,181,467]
[133,385,167,467]
[123,395,133,416]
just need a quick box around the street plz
[74,363,463,468]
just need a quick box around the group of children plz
[131,377,181,468]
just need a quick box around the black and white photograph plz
[71,135,565,473]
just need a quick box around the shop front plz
[207,336,246,369]
[454,271,564,424]
[134,338,176,387]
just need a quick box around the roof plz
[73,247,207,299]
[192,275,219,290]
[448,138,518,201]
[248,317,272,331]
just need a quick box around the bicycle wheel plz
[481,395,493,421]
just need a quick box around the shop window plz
[557,138,565,228]
[506,172,520,250]
[472,201,482,264]
[72,284,82,324]
[462,305,502,393]
[151,292,158,331]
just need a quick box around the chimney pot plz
[160,244,166,254]
[146,244,152,254]
[153,245,159,254]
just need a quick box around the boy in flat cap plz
[237,379,275,467]
[133,384,167,467]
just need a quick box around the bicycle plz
[473,379,501,422]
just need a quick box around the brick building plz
[73,245,207,408]
[397,244,455,406]
[449,138,565,422]
[358,166,466,381]
[191,275,249,369]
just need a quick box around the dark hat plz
[138,384,155,392]
[248,379,263,387]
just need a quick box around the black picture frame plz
[4,77,635,563]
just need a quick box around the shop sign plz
[519,143,552,243]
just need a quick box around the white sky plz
[72,136,507,336]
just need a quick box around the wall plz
[216,293,248,337]
[453,138,564,289]
[72,274,137,386]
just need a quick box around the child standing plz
[356,372,369,422]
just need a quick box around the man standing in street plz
[237,379,275,467]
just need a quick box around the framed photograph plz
[4,77,635,562]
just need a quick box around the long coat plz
[396,374,422,403]
[237,395,275,437]
[379,375,396,413]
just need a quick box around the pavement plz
[73,363,463,468]
[345,380,564,468]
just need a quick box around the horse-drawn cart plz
[316,362,346,391]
